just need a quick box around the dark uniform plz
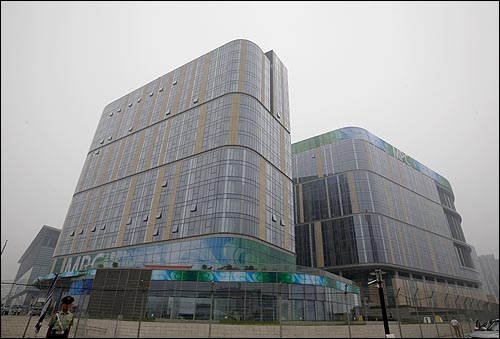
[46,296,75,339]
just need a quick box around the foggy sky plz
[1,2,498,281]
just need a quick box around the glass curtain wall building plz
[45,40,359,321]
[292,126,488,313]
[477,254,499,303]
[5,225,60,312]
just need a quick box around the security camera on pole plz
[369,268,394,338]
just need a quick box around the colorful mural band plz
[292,127,452,190]
[151,270,360,294]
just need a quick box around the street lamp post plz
[344,285,351,338]
[209,281,215,338]
[427,291,440,338]
[394,288,403,338]
[413,288,423,338]
[137,279,145,338]
[369,269,390,337]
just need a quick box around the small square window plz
[143,214,149,222]
[137,97,141,103]
[311,154,315,158]
[149,92,154,97]
[128,103,132,107]
[159,87,164,92]
[172,80,177,85]
[172,225,179,233]
[193,97,198,103]
[272,215,277,222]
[162,179,168,187]
[69,231,75,236]
[280,219,285,226]
[117,108,121,112]
[100,224,106,230]
[153,229,159,236]
[190,204,197,212]
[126,217,132,225]
[100,139,104,144]
[108,136,113,141]
[156,211,162,219]
[95,150,100,155]
[128,127,133,132]
[165,109,171,116]
[78,229,84,235]
[91,226,96,232]
[109,112,114,117]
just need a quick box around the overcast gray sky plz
[1,1,498,280]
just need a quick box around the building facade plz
[5,225,60,311]
[477,254,499,303]
[292,127,490,315]
[46,40,359,321]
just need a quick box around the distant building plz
[5,225,60,309]
[292,127,490,316]
[477,254,499,303]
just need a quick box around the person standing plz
[46,296,74,339]
[450,317,462,338]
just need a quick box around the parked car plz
[465,318,499,338]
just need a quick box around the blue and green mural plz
[292,127,452,190]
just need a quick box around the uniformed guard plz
[46,296,75,339]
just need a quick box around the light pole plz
[364,296,369,322]
[208,281,215,338]
[427,291,440,338]
[1,240,7,256]
[394,288,402,338]
[278,282,282,338]
[413,288,423,338]
[137,279,145,338]
[444,293,450,322]
[369,269,390,337]
[344,285,351,338]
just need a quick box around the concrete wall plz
[1,315,464,338]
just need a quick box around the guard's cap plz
[61,296,74,304]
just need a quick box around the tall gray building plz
[292,127,490,314]
[477,254,499,303]
[5,225,60,310]
[45,40,359,322]
[51,39,294,273]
